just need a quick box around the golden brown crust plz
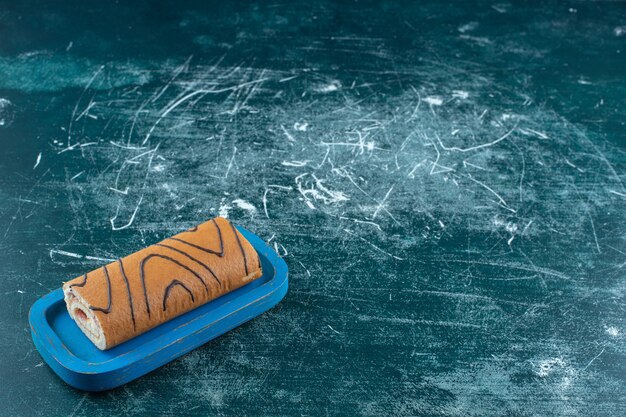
[62,217,262,349]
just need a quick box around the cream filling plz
[63,287,107,350]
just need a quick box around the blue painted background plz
[0,1,625,415]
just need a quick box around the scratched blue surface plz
[0,0,625,416]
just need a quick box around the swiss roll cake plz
[63,217,262,350]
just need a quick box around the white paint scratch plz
[295,173,349,208]
[293,122,308,131]
[372,185,394,220]
[50,249,115,262]
[316,80,341,93]
[605,326,620,337]
[339,216,382,231]
[327,325,341,335]
[467,173,514,212]
[452,90,469,99]
[110,194,143,231]
[281,160,309,167]
[33,152,42,169]
[50,249,82,259]
[280,124,296,143]
[232,199,257,216]
[436,124,518,153]
[343,228,404,261]
[587,209,601,254]
[608,190,626,198]
[424,96,443,106]
[582,348,605,371]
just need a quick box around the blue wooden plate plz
[29,227,288,392]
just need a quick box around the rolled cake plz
[63,217,262,350]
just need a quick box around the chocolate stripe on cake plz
[168,218,224,256]
[228,220,249,276]
[139,254,209,318]
[117,259,137,330]
[162,280,195,311]
[154,243,223,287]
[69,270,112,314]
